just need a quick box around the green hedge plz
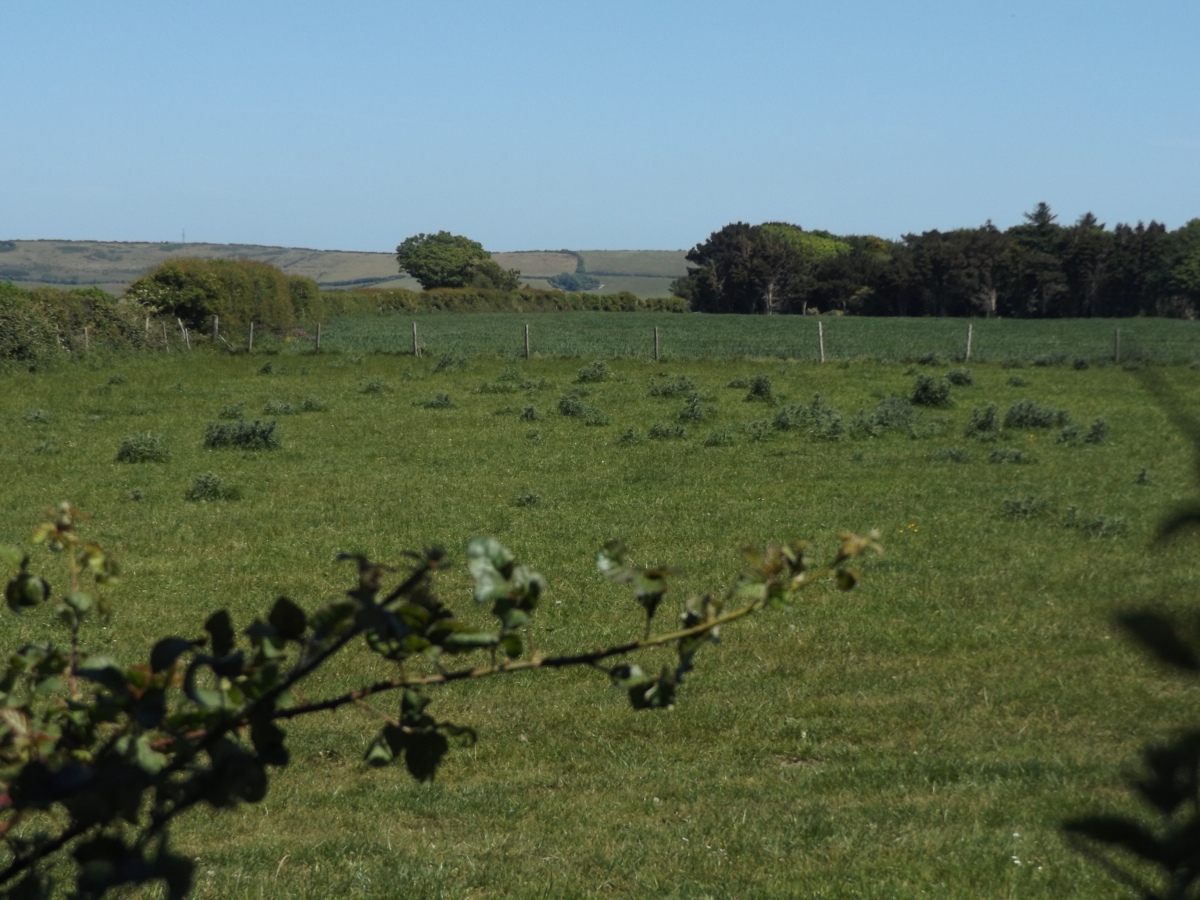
[0,282,149,366]
[321,287,689,316]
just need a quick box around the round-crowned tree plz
[396,232,519,290]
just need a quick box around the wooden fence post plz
[248,322,254,353]
[525,323,530,359]
[654,326,660,361]
[965,323,973,362]
[1113,328,1121,363]
[162,322,170,352]
[83,327,89,352]
[818,321,825,363]
[212,316,219,343]
[412,321,420,357]
[315,322,322,353]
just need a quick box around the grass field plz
[4,343,1200,897]
[319,311,1200,366]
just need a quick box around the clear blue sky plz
[4,2,1198,251]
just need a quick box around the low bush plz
[1084,418,1110,444]
[116,432,170,463]
[965,404,1000,439]
[576,360,611,383]
[416,394,453,409]
[649,374,697,397]
[1004,399,1069,429]
[1002,495,1051,519]
[911,374,952,408]
[203,420,280,451]
[679,393,715,422]
[703,427,737,447]
[185,472,242,502]
[744,375,773,403]
[988,447,1033,464]
[928,447,970,463]
[946,368,973,386]
[649,423,687,440]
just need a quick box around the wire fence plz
[308,312,1200,365]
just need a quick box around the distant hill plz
[0,240,689,299]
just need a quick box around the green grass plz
[318,312,1200,365]
[3,350,1200,897]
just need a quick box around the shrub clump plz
[185,472,241,502]
[361,377,388,395]
[649,423,687,440]
[703,427,737,447]
[203,420,280,451]
[416,394,453,409]
[928,447,970,463]
[679,393,715,422]
[434,354,467,372]
[850,395,915,437]
[988,447,1033,465]
[1002,495,1051,519]
[649,374,697,397]
[1004,399,1070,430]
[1084,418,1110,444]
[116,432,170,463]
[744,375,773,403]
[263,400,295,415]
[965,404,1001,439]
[946,368,973,386]
[558,392,608,425]
[576,360,612,383]
[520,405,540,422]
[1062,506,1128,537]
[218,402,245,420]
[911,374,952,408]
[300,397,327,412]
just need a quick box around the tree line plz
[671,204,1200,319]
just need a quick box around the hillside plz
[0,240,689,298]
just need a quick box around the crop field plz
[3,345,1200,896]
[320,311,1200,365]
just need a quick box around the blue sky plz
[3,2,1198,251]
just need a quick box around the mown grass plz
[3,349,1200,897]
[320,311,1200,365]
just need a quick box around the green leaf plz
[78,657,128,693]
[63,590,92,614]
[268,596,307,641]
[499,607,530,631]
[6,573,50,612]
[365,738,395,767]
[250,717,290,767]
[442,629,500,652]
[404,730,449,782]
[150,637,196,673]
[596,539,634,583]
[205,610,235,657]
[499,632,523,659]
